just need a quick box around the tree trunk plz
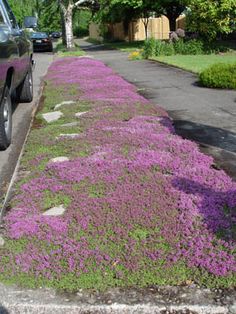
[144,22,148,39]
[64,6,74,49]
[142,18,149,40]
[60,9,66,46]
[169,17,177,32]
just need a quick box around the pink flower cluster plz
[1,57,235,285]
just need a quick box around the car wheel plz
[0,86,12,150]
[17,66,33,103]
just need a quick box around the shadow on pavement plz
[174,120,236,153]
[0,305,9,314]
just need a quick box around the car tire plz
[17,66,33,103]
[0,86,12,150]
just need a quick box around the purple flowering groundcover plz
[0,57,235,291]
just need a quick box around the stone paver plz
[54,100,76,110]
[42,111,63,123]
[75,111,88,118]
[0,236,4,246]
[61,122,79,127]
[49,157,69,163]
[58,133,80,138]
[43,205,66,216]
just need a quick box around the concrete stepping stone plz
[42,111,63,123]
[54,100,76,110]
[75,111,88,118]
[61,122,78,127]
[49,156,69,163]
[0,236,4,246]
[58,133,80,139]
[43,205,66,216]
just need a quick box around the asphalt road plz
[0,52,53,208]
[78,39,236,180]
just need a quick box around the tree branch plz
[73,0,93,8]
[57,0,66,14]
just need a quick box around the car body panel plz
[0,0,33,95]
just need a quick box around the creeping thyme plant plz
[0,57,235,291]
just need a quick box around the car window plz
[23,16,37,28]
[2,0,18,29]
[0,7,5,24]
[30,32,48,38]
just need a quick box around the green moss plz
[43,190,71,210]
[88,183,106,198]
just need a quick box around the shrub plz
[158,42,175,56]
[142,38,157,58]
[199,63,236,89]
[173,38,186,54]
[143,38,211,58]
[184,39,204,55]
[143,39,174,57]
[174,39,204,55]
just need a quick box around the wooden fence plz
[89,15,186,42]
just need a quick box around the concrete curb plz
[1,74,45,218]
[0,284,235,314]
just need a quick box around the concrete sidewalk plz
[0,282,235,313]
[77,39,236,180]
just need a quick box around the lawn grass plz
[104,41,144,52]
[152,53,236,73]
[0,57,235,292]
[55,41,85,57]
[87,38,145,52]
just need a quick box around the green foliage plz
[43,191,71,210]
[174,39,204,55]
[142,38,157,58]
[199,63,236,89]
[94,0,163,26]
[88,183,106,198]
[8,0,37,25]
[38,0,61,33]
[73,10,92,38]
[158,41,175,56]
[186,0,236,40]
[55,42,85,57]
[143,38,205,58]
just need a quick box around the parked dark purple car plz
[0,0,34,150]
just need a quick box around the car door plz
[0,2,18,94]
[2,0,30,87]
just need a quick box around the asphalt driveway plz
[78,39,236,180]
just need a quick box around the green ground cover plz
[151,54,236,73]
[0,57,235,292]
